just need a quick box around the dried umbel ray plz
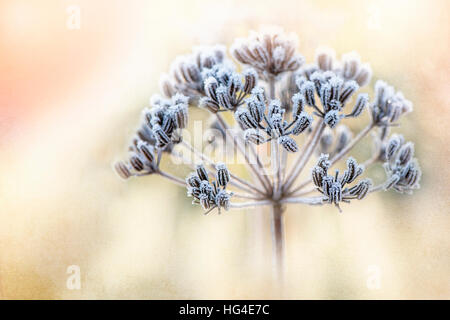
[114,27,421,281]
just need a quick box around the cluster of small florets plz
[382,134,421,193]
[312,154,372,211]
[231,28,304,80]
[370,80,413,127]
[238,86,313,152]
[114,93,189,179]
[186,164,233,214]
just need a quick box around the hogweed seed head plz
[114,27,421,218]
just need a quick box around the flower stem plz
[270,202,285,285]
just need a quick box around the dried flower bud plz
[130,155,145,172]
[312,166,326,188]
[278,136,298,152]
[244,129,265,145]
[153,124,171,148]
[204,77,219,101]
[199,193,211,210]
[196,164,209,181]
[355,64,372,87]
[397,142,414,166]
[215,163,230,187]
[200,97,220,113]
[291,112,312,135]
[235,107,259,130]
[300,81,316,106]
[215,190,231,211]
[317,153,331,171]
[316,48,335,71]
[114,161,131,179]
[339,80,359,104]
[186,173,201,188]
[137,141,155,164]
[348,93,368,117]
[247,97,265,123]
[348,178,372,199]
[243,68,258,94]
[292,93,306,117]
[324,110,341,128]
[385,134,403,160]
[342,157,364,184]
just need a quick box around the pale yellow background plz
[0,0,449,299]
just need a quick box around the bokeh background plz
[0,0,449,299]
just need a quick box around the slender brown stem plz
[270,202,285,285]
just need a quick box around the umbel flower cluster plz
[114,27,421,277]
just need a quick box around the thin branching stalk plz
[330,123,375,165]
[283,121,326,192]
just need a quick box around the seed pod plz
[215,163,230,187]
[251,86,266,105]
[268,99,283,119]
[199,193,211,210]
[204,77,219,101]
[339,80,359,104]
[350,179,372,199]
[397,142,414,166]
[186,173,201,188]
[320,83,332,110]
[355,64,372,87]
[137,141,155,164]
[199,180,213,195]
[159,74,175,98]
[291,93,305,117]
[114,161,131,179]
[243,68,258,94]
[170,103,188,129]
[152,125,171,148]
[188,187,201,198]
[130,155,145,172]
[312,166,326,187]
[385,135,403,160]
[342,157,363,184]
[291,112,312,135]
[329,76,343,101]
[342,53,360,79]
[196,164,209,181]
[235,107,258,130]
[329,182,342,204]
[247,97,264,123]
[200,97,220,113]
[215,190,231,210]
[322,175,333,196]
[228,74,242,99]
[324,110,341,128]
[384,174,400,190]
[348,93,368,117]
[316,48,334,71]
[216,85,233,110]
[317,153,331,171]
[300,81,316,106]
[319,128,333,154]
[244,129,265,145]
[278,136,298,152]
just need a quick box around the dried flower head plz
[231,28,304,79]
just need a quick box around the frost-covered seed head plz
[278,136,298,152]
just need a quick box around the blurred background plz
[0,0,449,299]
